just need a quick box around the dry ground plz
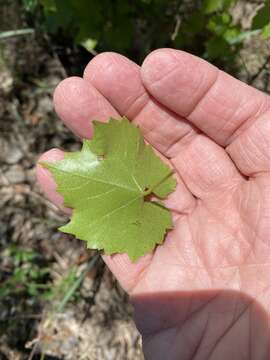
[0,29,143,360]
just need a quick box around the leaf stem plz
[143,170,174,197]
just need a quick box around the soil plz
[0,19,142,360]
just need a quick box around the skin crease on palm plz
[36,49,270,359]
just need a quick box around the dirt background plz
[0,1,270,359]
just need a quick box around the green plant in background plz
[0,244,97,356]
[174,0,241,63]
[0,245,50,299]
[22,0,270,72]
[45,253,99,313]
[0,244,98,315]
[43,266,79,303]
[0,244,95,308]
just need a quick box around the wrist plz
[131,290,270,360]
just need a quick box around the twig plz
[249,55,270,84]
[238,53,252,83]
[1,314,43,321]
[263,71,270,93]
[0,29,34,40]
[27,341,39,360]
[171,15,181,41]
[171,0,183,42]
[82,258,105,323]
[43,33,68,78]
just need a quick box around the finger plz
[36,148,71,213]
[83,52,197,158]
[227,109,270,176]
[53,76,119,138]
[171,134,244,200]
[141,48,270,147]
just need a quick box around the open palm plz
[37,49,270,359]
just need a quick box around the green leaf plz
[206,36,230,59]
[252,0,270,29]
[203,0,236,14]
[183,12,205,35]
[262,23,270,39]
[42,118,176,261]
[207,14,232,36]
[223,28,241,43]
[80,38,98,52]
[23,0,39,11]
[40,0,57,12]
[204,0,223,13]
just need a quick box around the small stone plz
[0,67,13,95]
[6,146,24,164]
[5,165,25,183]
[0,140,24,164]
[37,96,53,114]
[26,168,35,183]
[0,140,8,162]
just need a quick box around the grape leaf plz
[41,118,176,261]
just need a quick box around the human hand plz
[37,49,270,359]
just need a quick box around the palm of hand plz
[133,179,270,296]
[38,49,270,359]
[132,178,270,360]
